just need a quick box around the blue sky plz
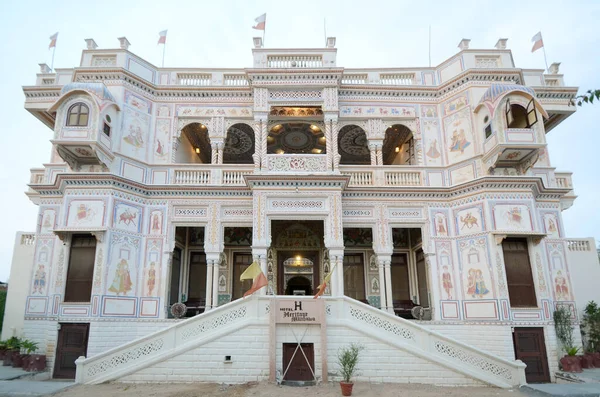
[0,0,598,281]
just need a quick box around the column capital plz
[364,118,386,140]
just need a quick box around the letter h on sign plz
[295,301,303,311]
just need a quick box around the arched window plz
[505,99,538,129]
[66,103,90,126]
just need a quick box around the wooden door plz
[513,327,550,383]
[54,323,90,379]
[283,343,314,381]
[502,239,537,307]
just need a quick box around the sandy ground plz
[49,381,527,397]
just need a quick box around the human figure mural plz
[426,139,441,159]
[436,216,447,236]
[449,128,471,154]
[555,270,570,300]
[466,268,489,298]
[460,212,479,229]
[442,266,453,299]
[151,213,161,233]
[109,259,133,296]
[147,262,156,296]
[32,264,46,294]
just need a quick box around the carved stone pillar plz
[252,247,269,295]
[252,119,264,171]
[329,249,344,297]
[376,143,384,166]
[377,255,386,309]
[331,118,340,172]
[382,257,393,314]
[204,256,215,311]
[324,115,335,172]
[211,143,218,164]
[369,143,377,166]
[216,141,224,165]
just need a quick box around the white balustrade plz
[267,55,323,68]
[384,171,422,186]
[344,171,373,186]
[567,239,591,251]
[177,73,211,86]
[224,74,249,86]
[174,170,211,185]
[380,73,415,85]
[222,170,251,185]
[20,233,36,245]
[341,74,368,85]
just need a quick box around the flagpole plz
[263,16,266,46]
[324,18,327,46]
[161,42,166,68]
[50,46,56,72]
[541,44,549,73]
[428,25,431,67]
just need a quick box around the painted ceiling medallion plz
[339,125,369,156]
[268,123,326,154]
[224,125,254,155]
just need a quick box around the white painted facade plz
[3,36,597,386]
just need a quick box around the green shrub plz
[337,343,364,383]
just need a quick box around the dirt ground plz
[50,381,527,397]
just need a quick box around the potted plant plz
[22,340,44,372]
[0,340,6,360]
[337,343,364,396]
[20,340,39,371]
[554,306,582,372]
[3,337,21,367]
[582,301,600,367]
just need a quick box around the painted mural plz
[431,210,449,237]
[542,212,560,238]
[443,107,475,165]
[113,201,143,233]
[420,105,438,118]
[176,106,252,117]
[545,242,573,302]
[492,204,533,232]
[343,228,373,247]
[125,91,152,114]
[422,119,442,166]
[40,209,56,234]
[29,238,54,298]
[339,106,416,117]
[120,105,151,161]
[436,241,456,300]
[105,233,141,297]
[459,238,494,300]
[156,104,171,118]
[443,93,469,116]
[149,209,164,235]
[66,199,105,227]
[454,205,485,235]
[154,118,171,163]
[143,238,162,297]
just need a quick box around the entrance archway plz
[285,276,312,295]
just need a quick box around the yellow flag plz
[240,261,261,281]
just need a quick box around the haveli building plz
[4,36,600,386]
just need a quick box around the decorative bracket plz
[90,231,105,243]
[494,234,508,245]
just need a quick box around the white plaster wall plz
[1,232,36,340]
[22,319,59,371]
[567,238,600,317]
[87,320,174,357]
[174,134,203,164]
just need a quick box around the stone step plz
[521,383,600,397]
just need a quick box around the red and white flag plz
[531,32,544,53]
[158,30,167,45]
[49,32,58,49]
[252,13,266,30]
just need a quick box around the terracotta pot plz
[27,355,46,372]
[581,354,595,369]
[560,355,583,373]
[11,351,23,368]
[3,349,17,366]
[0,348,6,360]
[20,355,31,370]
[593,352,600,367]
[340,381,354,396]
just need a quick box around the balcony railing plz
[172,165,254,186]
[380,73,415,85]
[267,55,323,68]
[555,172,573,189]
[567,239,592,252]
[177,73,211,86]
[341,166,424,187]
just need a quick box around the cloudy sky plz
[0,0,598,281]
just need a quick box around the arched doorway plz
[285,275,312,295]
[383,124,415,165]
[176,123,211,163]
[224,123,255,164]
[338,125,370,164]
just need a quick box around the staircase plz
[75,296,526,387]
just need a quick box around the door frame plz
[512,327,551,383]
[277,250,320,295]
[53,322,90,379]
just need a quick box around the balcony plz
[340,166,426,187]
[554,171,577,210]
[483,126,545,172]
[172,165,254,186]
